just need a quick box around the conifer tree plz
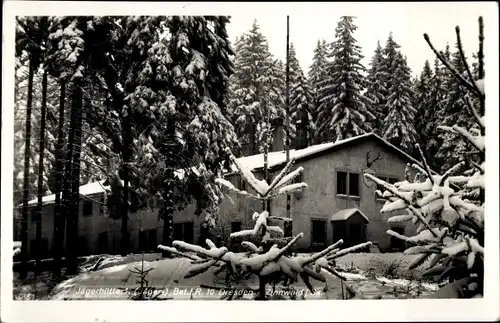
[436,43,471,172]
[316,16,374,143]
[365,41,386,134]
[413,60,433,150]
[289,44,315,148]
[419,58,448,169]
[382,53,418,154]
[379,33,401,118]
[290,73,315,148]
[308,40,328,128]
[228,20,285,156]
[366,17,486,299]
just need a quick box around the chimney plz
[270,117,285,152]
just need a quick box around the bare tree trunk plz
[34,69,48,276]
[19,59,34,279]
[65,82,84,275]
[120,114,130,256]
[52,78,66,277]
[161,118,176,256]
[249,122,257,155]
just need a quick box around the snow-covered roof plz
[227,132,421,174]
[330,208,370,223]
[23,180,116,207]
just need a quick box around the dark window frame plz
[173,221,195,244]
[336,171,348,195]
[349,173,360,196]
[336,170,360,197]
[311,219,327,245]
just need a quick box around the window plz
[336,172,347,195]
[284,221,293,237]
[174,222,194,244]
[311,220,326,245]
[336,171,360,197]
[231,221,242,233]
[349,173,359,196]
[83,200,93,217]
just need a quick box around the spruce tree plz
[382,52,418,154]
[316,16,374,143]
[126,16,239,249]
[436,43,471,172]
[290,73,316,149]
[289,44,315,148]
[366,16,486,299]
[413,60,433,149]
[365,41,386,134]
[379,33,401,118]
[228,20,285,156]
[308,40,328,129]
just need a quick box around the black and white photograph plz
[1,1,498,322]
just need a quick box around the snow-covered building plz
[14,132,421,260]
[220,132,420,252]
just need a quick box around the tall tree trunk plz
[19,59,34,279]
[34,69,48,276]
[249,122,257,155]
[61,98,75,274]
[161,118,176,256]
[120,114,130,256]
[52,78,66,277]
[64,82,84,275]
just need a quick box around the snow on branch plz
[265,158,297,194]
[438,126,485,153]
[226,148,269,196]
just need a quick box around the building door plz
[349,223,365,248]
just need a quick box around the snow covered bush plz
[365,17,486,298]
[159,148,372,300]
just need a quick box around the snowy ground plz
[13,252,439,300]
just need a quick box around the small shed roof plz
[331,208,369,223]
